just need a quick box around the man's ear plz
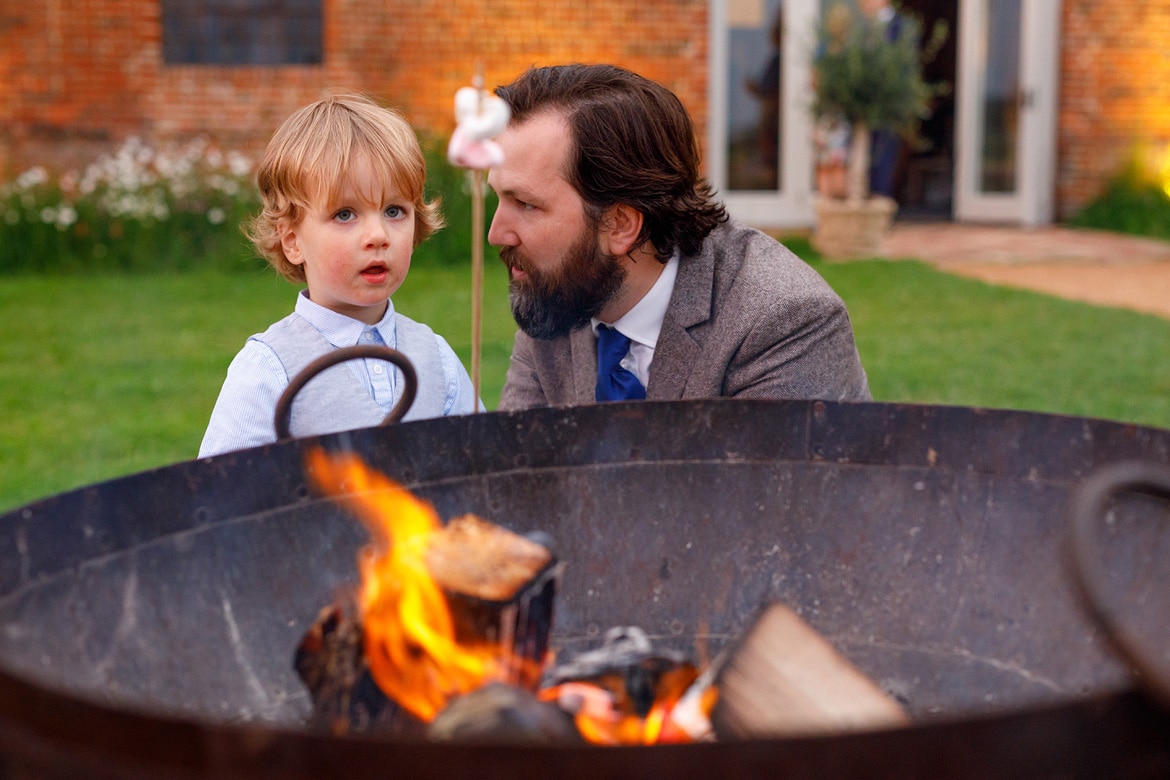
[600,203,644,257]
[279,221,305,266]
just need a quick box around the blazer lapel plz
[647,242,715,400]
[570,326,599,403]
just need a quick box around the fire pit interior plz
[1,399,1168,777]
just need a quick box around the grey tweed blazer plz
[498,218,871,410]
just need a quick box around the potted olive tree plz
[810,2,946,259]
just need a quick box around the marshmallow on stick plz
[447,70,510,408]
[448,82,510,169]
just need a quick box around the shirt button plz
[372,364,384,374]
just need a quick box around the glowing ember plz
[540,666,714,745]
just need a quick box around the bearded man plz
[487,64,871,410]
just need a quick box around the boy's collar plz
[294,290,397,348]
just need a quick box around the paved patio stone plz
[882,223,1170,320]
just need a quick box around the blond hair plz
[247,94,443,282]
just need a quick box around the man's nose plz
[487,206,514,247]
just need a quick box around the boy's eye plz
[385,205,405,219]
[334,208,356,222]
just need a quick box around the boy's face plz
[280,156,414,325]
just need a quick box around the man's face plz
[487,111,625,339]
[502,219,626,339]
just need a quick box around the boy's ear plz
[279,221,305,266]
[599,203,644,257]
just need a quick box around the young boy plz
[199,95,481,457]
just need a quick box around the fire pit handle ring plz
[1067,459,1170,709]
[273,345,418,441]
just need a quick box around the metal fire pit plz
[1,399,1168,778]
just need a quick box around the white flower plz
[40,207,57,224]
[16,167,49,189]
[228,152,252,177]
[207,207,226,225]
[56,205,78,228]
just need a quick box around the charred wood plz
[293,603,422,738]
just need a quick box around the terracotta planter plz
[812,195,898,260]
[816,162,849,199]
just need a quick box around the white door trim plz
[953,0,1061,225]
[708,0,818,229]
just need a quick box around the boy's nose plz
[364,216,391,247]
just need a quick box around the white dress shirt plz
[591,254,680,388]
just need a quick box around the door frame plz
[953,0,1061,225]
[709,0,1062,228]
[707,0,818,229]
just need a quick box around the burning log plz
[294,603,422,737]
[424,514,560,692]
[295,449,561,735]
[710,601,910,739]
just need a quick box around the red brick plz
[1,0,1164,222]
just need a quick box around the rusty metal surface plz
[1,399,1169,777]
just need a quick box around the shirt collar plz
[294,290,397,348]
[591,252,679,349]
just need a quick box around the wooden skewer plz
[471,167,484,408]
[470,65,486,410]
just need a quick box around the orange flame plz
[305,447,713,742]
[538,666,714,745]
[306,448,503,722]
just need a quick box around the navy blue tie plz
[596,325,646,402]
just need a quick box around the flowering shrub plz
[1,135,491,274]
[0,137,262,274]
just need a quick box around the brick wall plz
[3,0,1168,221]
[1058,0,1170,218]
[0,0,708,175]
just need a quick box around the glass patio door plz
[708,0,818,229]
[954,0,1060,225]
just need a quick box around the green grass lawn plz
[2,254,1169,513]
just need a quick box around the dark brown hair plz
[496,64,727,262]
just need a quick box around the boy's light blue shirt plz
[199,291,480,457]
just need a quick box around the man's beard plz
[502,227,626,340]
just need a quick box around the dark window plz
[162,0,322,65]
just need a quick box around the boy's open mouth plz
[360,263,389,282]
